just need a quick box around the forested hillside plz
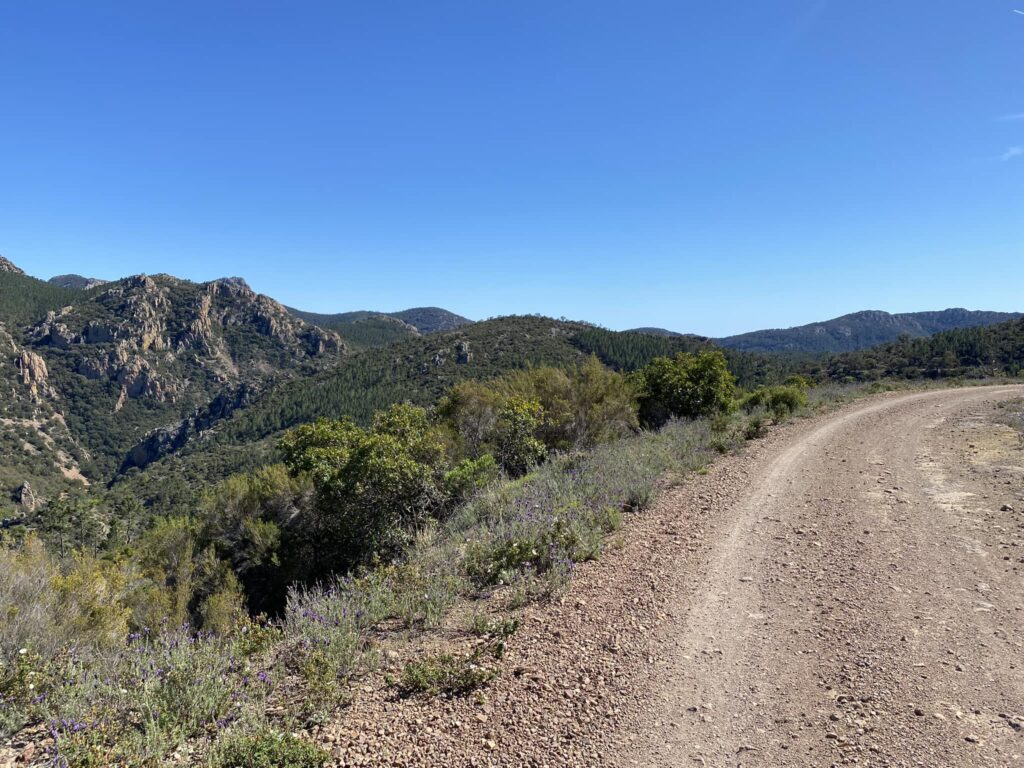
[0,268,79,326]
[718,308,1020,354]
[171,316,795,447]
[827,317,1024,381]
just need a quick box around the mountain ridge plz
[287,305,473,348]
[48,274,110,290]
[715,308,1021,354]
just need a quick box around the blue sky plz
[1,1,1021,336]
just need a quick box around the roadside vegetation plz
[0,349,816,765]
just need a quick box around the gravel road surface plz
[322,386,1024,767]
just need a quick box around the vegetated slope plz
[0,269,346,507]
[0,321,88,513]
[287,307,421,349]
[718,308,1021,354]
[48,274,109,290]
[288,306,472,348]
[0,268,101,508]
[194,316,793,446]
[827,316,1024,381]
[118,317,797,515]
[0,269,79,327]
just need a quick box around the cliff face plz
[29,274,344,412]
[0,321,89,507]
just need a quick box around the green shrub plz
[783,374,813,390]
[396,651,497,696]
[443,454,500,503]
[636,351,736,427]
[282,580,382,714]
[463,506,618,589]
[278,404,452,574]
[439,358,639,458]
[744,414,767,440]
[210,729,328,768]
[44,624,273,767]
[740,385,807,420]
[370,558,463,629]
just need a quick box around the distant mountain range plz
[48,273,473,349]
[48,274,110,290]
[714,309,1022,354]
[23,272,1024,356]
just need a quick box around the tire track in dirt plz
[617,385,1024,768]
[317,386,1023,767]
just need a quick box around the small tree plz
[493,397,546,477]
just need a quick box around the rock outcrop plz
[0,255,24,275]
[3,270,347,482]
[28,274,343,411]
[17,350,52,400]
[15,481,39,511]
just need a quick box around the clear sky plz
[1,2,1021,336]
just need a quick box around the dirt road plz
[620,386,1024,767]
[320,386,1024,768]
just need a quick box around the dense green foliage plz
[277,404,452,575]
[0,271,78,326]
[634,350,736,427]
[574,325,802,389]
[439,357,639,456]
[210,730,329,768]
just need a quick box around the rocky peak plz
[212,276,251,292]
[0,255,25,275]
